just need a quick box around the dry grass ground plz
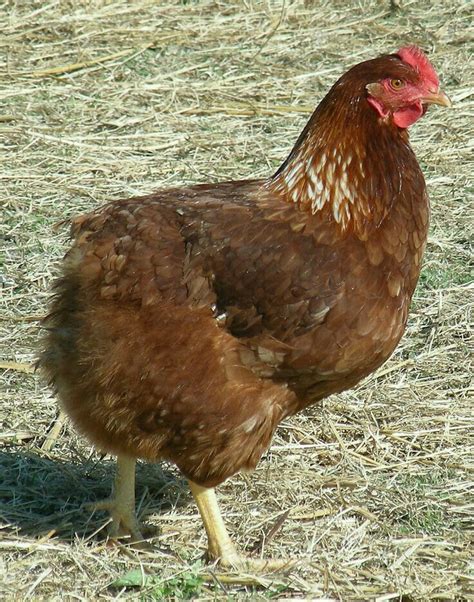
[1,1,473,599]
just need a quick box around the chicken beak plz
[421,89,452,108]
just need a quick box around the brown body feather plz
[41,53,430,488]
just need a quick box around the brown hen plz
[40,46,450,569]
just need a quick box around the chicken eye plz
[390,78,404,90]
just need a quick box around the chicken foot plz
[86,455,146,545]
[86,458,294,569]
[188,481,295,572]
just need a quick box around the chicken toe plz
[86,496,144,541]
[86,455,146,545]
[219,553,297,573]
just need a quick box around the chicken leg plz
[189,481,294,572]
[86,454,145,543]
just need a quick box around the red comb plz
[397,45,439,88]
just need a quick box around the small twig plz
[252,1,286,58]
[0,314,44,322]
[179,103,313,117]
[24,567,52,598]
[27,529,57,553]
[0,361,35,373]
[203,573,276,587]
[41,410,68,451]
[19,48,137,78]
[0,430,35,442]
[249,509,291,554]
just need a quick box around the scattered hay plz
[1,0,472,599]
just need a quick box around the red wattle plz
[393,102,424,128]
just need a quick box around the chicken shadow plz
[0,448,188,543]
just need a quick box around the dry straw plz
[1,0,472,599]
